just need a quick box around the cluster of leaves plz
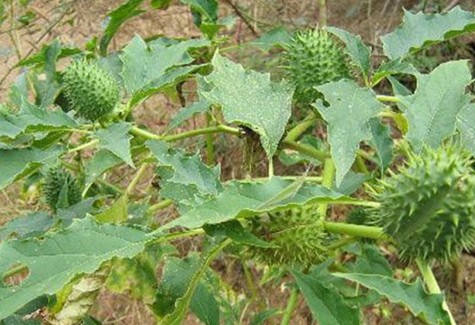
[1,1,475,325]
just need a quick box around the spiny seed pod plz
[62,59,120,121]
[372,146,475,263]
[284,29,351,107]
[247,205,327,267]
[43,167,82,212]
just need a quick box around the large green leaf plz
[333,273,451,325]
[84,149,123,189]
[457,103,475,155]
[0,102,77,139]
[369,118,393,174]
[314,80,384,186]
[0,217,151,320]
[99,0,146,56]
[147,140,222,211]
[120,35,209,95]
[326,27,371,79]
[381,6,475,60]
[0,146,63,190]
[292,270,360,325]
[399,60,471,153]
[164,177,357,229]
[95,122,134,167]
[200,53,294,157]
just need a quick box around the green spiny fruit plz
[43,166,82,212]
[62,59,120,121]
[284,29,351,107]
[247,205,327,267]
[372,146,475,263]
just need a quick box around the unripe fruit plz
[284,29,351,107]
[54,90,74,113]
[43,167,82,212]
[372,146,475,263]
[247,205,327,267]
[62,59,120,121]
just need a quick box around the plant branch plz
[281,287,299,325]
[376,95,401,103]
[317,158,335,217]
[125,162,149,195]
[129,124,242,142]
[281,139,329,162]
[284,112,317,142]
[324,221,387,239]
[416,259,457,325]
[147,199,174,214]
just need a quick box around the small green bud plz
[43,166,82,212]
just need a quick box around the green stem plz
[416,259,457,325]
[68,139,99,153]
[354,155,369,175]
[281,140,329,162]
[250,176,322,183]
[284,112,317,142]
[281,287,299,325]
[317,158,335,217]
[125,162,148,195]
[147,199,174,214]
[324,221,387,240]
[205,113,215,165]
[376,95,401,103]
[318,0,327,27]
[129,125,241,143]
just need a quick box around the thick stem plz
[317,158,335,217]
[376,95,401,103]
[205,113,215,165]
[126,162,149,195]
[147,199,174,214]
[284,112,317,142]
[324,221,387,240]
[416,259,457,325]
[68,139,99,153]
[130,125,241,143]
[281,140,329,163]
[281,287,299,325]
[318,0,327,27]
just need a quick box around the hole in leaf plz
[2,263,30,287]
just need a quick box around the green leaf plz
[314,80,384,186]
[333,273,451,325]
[457,103,475,155]
[203,220,275,248]
[106,243,167,304]
[84,149,123,189]
[200,53,294,157]
[292,270,360,325]
[167,100,210,131]
[147,140,222,211]
[0,217,150,320]
[161,241,225,325]
[150,0,172,9]
[95,122,134,167]
[0,146,63,190]
[0,212,53,240]
[181,0,218,23]
[95,195,128,223]
[15,41,81,69]
[99,0,146,56]
[369,118,393,174]
[381,6,475,60]
[164,177,356,229]
[372,59,417,86]
[326,27,371,78]
[250,27,292,52]
[351,245,393,277]
[400,60,471,153]
[0,101,77,140]
[334,172,366,195]
[120,35,210,95]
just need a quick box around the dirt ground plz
[1,0,475,324]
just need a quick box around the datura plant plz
[1,2,475,325]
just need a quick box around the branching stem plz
[281,287,299,325]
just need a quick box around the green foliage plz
[372,146,475,263]
[381,6,475,59]
[284,29,351,107]
[62,59,120,121]
[3,2,475,325]
[200,53,294,157]
[43,166,82,212]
